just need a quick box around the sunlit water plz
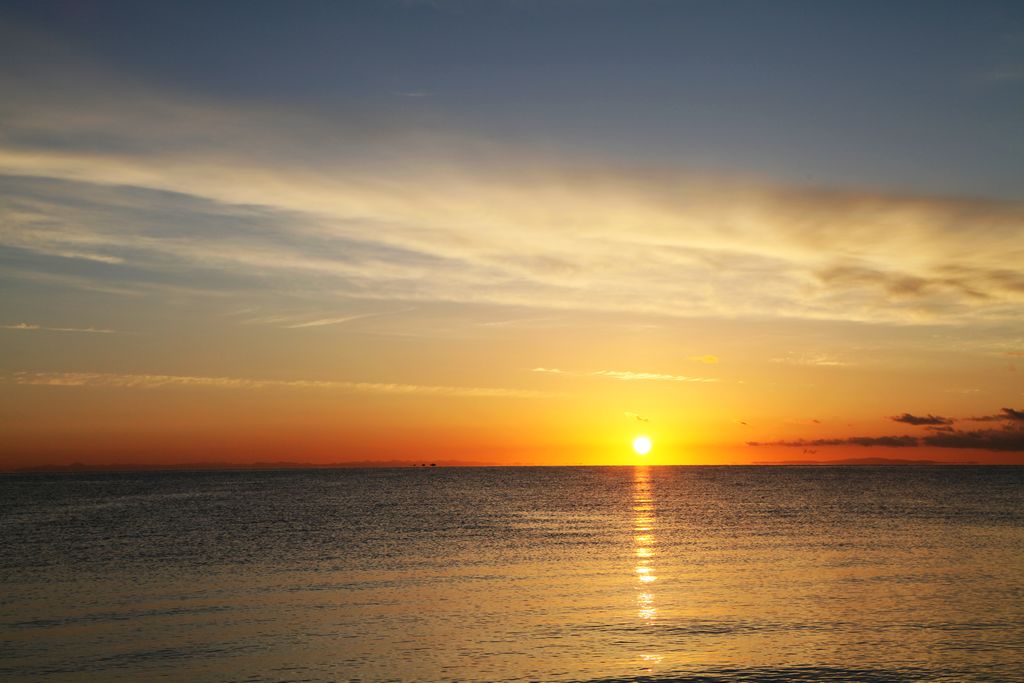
[2,466,1023,682]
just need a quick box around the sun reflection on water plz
[632,465,661,671]
[633,465,658,608]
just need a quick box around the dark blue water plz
[2,466,1023,681]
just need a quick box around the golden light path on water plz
[633,464,663,672]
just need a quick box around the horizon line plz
[3,458,1002,474]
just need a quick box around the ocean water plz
[1,466,1023,682]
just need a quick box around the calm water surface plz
[1,466,1023,682]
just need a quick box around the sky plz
[1,0,1022,468]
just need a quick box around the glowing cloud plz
[11,371,551,398]
[2,323,120,334]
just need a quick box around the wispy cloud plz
[477,316,559,328]
[44,250,126,264]
[786,418,823,426]
[770,353,849,367]
[10,371,550,398]
[751,408,1024,451]
[531,367,717,382]
[592,370,718,382]
[890,413,954,426]
[0,36,1021,329]
[282,311,398,328]
[749,436,919,448]
[966,408,1024,423]
[285,317,365,328]
[2,323,120,334]
[921,428,1024,451]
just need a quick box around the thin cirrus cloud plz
[592,370,718,383]
[2,323,119,334]
[532,368,717,383]
[0,32,1022,328]
[11,371,551,398]
[284,316,371,329]
[281,310,411,329]
[770,353,849,367]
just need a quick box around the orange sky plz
[3,312,1021,467]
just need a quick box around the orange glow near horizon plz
[3,278,1018,470]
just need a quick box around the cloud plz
[476,316,557,328]
[592,370,717,382]
[770,353,849,367]
[688,355,719,364]
[748,436,919,448]
[784,418,823,427]
[921,428,1024,451]
[816,265,991,301]
[44,250,125,264]
[890,412,954,426]
[532,367,717,382]
[2,322,119,334]
[965,408,1024,423]
[284,316,369,328]
[281,310,409,328]
[625,412,649,422]
[750,408,1024,451]
[10,371,550,398]
[0,28,1023,327]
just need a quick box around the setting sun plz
[633,435,652,456]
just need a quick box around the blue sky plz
[5,0,1024,196]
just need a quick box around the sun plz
[633,435,652,456]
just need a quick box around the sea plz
[1,466,1023,682]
